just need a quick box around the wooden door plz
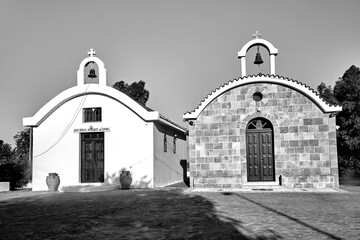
[81,132,104,183]
[246,118,274,182]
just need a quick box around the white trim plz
[238,38,279,77]
[183,75,342,120]
[23,84,187,134]
[23,84,159,127]
[238,38,278,57]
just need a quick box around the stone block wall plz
[188,83,339,188]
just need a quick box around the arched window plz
[246,117,273,130]
[84,61,99,84]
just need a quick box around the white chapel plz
[23,49,188,191]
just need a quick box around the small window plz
[253,92,263,102]
[84,108,102,122]
[164,134,167,152]
[173,135,177,153]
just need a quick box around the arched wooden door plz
[246,118,275,182]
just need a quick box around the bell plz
[254,52,263,65]
[88,68,97,79]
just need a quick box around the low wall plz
[0,182,10,192]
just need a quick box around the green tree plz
[318,65,360,176]
[113,80,150,106]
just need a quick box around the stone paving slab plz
[186,187,347,193]
[0,186,359,239]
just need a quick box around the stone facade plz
[187,81,339,189]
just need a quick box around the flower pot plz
[120,171,132,189]
[46,173,60,191]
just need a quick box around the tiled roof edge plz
[183,74,342,117]
[159,114,188,133]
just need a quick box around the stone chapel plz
[183,33,342,189]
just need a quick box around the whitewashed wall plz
[153,122,188,187]
[31,92,154,191]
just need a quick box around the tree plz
[0,140,16,188]
[13,129,31,187]
[13,129,30,164]
[318,65,360,176]
[113,80,150,106]
[317,83,338,106]
[0,129,31,190]
[0,140,13,162]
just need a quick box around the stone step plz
[241,182,283,191]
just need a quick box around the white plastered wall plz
[31,93,154,191]
[153,123,188,187]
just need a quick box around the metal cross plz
[252,30,262,39]
[88,48,96,57]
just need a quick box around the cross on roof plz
[88,48,96,57]
[252,30,262,39]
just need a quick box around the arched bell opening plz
[84,61,99,84]
[76,49,107,86]
[238,32,278,77]
[246,45,270,76]
[246,117,275,182]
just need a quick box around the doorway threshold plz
[243,182,280,186]
[242,182,282,190]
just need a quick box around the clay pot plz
[120,171,132,189]
[46,173,60,191]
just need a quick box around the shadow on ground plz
[221,192,342,240]
[0,189,279,240]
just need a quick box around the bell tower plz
[77,48,107,86]
[238,31,278,77]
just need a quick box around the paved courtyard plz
[0,182,359,239]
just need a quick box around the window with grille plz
[83,108,102,122]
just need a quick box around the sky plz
[1,0,360,146]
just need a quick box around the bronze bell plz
[88,68,97,79]
[254,52,263,65]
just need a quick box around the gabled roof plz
[23,84,187,133]
[183,74,342,120]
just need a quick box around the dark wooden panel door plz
[259,131,274,181]
[81,132,104,183]
[247,132,260,181]
[246,129,274,182]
